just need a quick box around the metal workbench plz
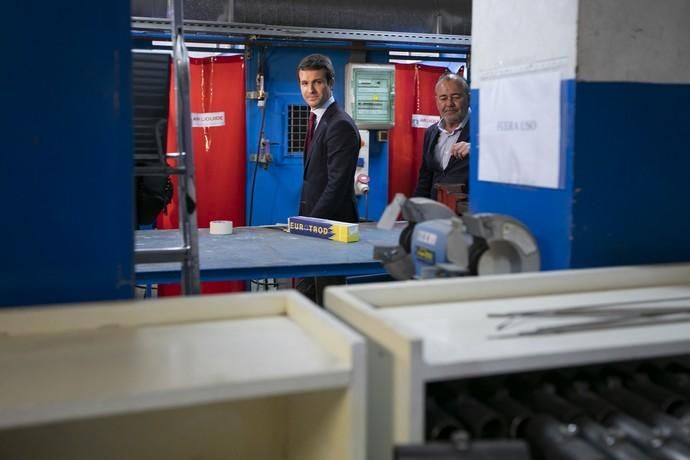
[135,222,402,284]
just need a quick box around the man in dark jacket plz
[413,73,471,199]
[295,53,360,304]
[298,53,360,222]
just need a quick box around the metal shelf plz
[131,16,471,48]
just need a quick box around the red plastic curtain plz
[388,63,448,200]
[157,55,246,295]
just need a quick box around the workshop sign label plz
[411,114,440,129]
[478,69,563,189]
[192,112,226,128]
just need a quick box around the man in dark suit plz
[298,54,360,222]
[295,53,360,304]
[414,73,471,199]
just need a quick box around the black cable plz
[247,103,266,226]
[247,47,268,226]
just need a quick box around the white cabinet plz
[0,291,365,460]
[324,263,690,459]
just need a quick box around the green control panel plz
[345,64,395,129]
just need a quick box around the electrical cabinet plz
[325,263,690,459]
[0,291,366,460]
[345,63,396,129]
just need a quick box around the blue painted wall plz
[245,47,389,225]
[357,134,389,222]
[470,80,577,270]
[570,81,690,267]
[472,79,690,270]
[0,1,133,307]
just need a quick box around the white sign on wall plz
[478,69,562,189]
[191,111,226,128]
[411,114,440,129]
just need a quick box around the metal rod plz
[169,0,201,295]
[488,295,690,319]
[135,247,189,264]
[489,315,690,339]
[134,165,187,176]
[501,306,690,319]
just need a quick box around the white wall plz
[471,0,579,88]
[577,0,690,83]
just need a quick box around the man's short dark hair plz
[436,72,469,96]
[296,54,335,84]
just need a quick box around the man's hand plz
[450,141,471,160]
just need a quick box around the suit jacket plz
[300,102,360,223]
[413,120,471,199]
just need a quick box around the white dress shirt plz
[435,108,471,169]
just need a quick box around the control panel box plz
[345,63,395,129]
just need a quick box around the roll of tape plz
[210,220,233,235]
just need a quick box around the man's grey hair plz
[436,72,469,96]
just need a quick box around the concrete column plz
[470,0,690,269]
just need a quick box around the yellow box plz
[288,216,360,243]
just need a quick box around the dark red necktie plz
[304,112,317,159]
